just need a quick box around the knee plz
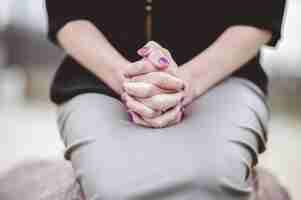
[56,94,126,146]
[198,143,254,197]
[79,176,136,200]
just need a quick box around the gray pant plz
[57,77,269,200]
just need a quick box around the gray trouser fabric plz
[57,77,270,200]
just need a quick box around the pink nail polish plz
[181,106,185,112]
[181,112,185,120]
[181,83,187,90]
[158,57,169,66]
[121,93,128,103]
[128,112,134,122]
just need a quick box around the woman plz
[45,1,286,199]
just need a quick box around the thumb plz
[137,41,178,75]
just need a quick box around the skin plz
[57,20,272,128]
[123,42,185,127]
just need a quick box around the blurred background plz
[0,0,300,199]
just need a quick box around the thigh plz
[180,77,270,196]
[183,76,269,159]
[57,93,131,160]
[56,77,269,200]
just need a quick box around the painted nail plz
[181,82,187,90]
[128,112,134,122]
[158,57,169,66]
[137,47,151,56]
[180,106,185,112]
[180,110,185,120]
[177,111,183,121]
[121,93,128,103]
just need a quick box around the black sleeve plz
[45,1,96,46]
[224,0,287,47]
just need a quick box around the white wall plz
[262,0,301,78]
[1,0,47,33]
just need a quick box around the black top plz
[46,0,286,104]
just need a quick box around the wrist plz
[97,59,130,96]
[113,69,127,95]
[177,66,199,104]
[178,57,216,97]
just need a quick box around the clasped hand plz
[122,41,188,128]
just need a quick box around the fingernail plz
[180,106,185,112]
[128,112,134,122]
[181,83,186,90]
[123,82,129,90]
[122,84,126,91]
[180,111,185,120]
[158,57,169,66]
[137,47,151,56]
[121,93,127,102]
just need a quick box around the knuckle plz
[126,62,134,69]
[145,110,155,118]
[151,94,162,103]
[137,60,145,70]
[151,96,164,109]
[126,102,134,110]
[147,41,159,49]
[130,76,140,82]
[156,72,166,82]
[148,84,157,93]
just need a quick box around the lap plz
[56,77,269,200]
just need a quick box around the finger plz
[180,85,193,108]
[138,41,178,75]
[167,109,184,127]
[143,104,182,128]
[122,93,156,118]
[137,92,184,112]
[138,41,170,70]
[129,111,153,128]
[137,41,164,57]
[160,56,178,77]
[130,71,185,91]
[123,82,173,98]
[124,59,157,78]
[137,46,152,57]
[132,109,182,129]
[147,50,178,76]
[132,110,182,129]
[122,93,161,118]
[149,45,178,76]
[147,49,170,70]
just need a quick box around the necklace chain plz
[145,0,153,41]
